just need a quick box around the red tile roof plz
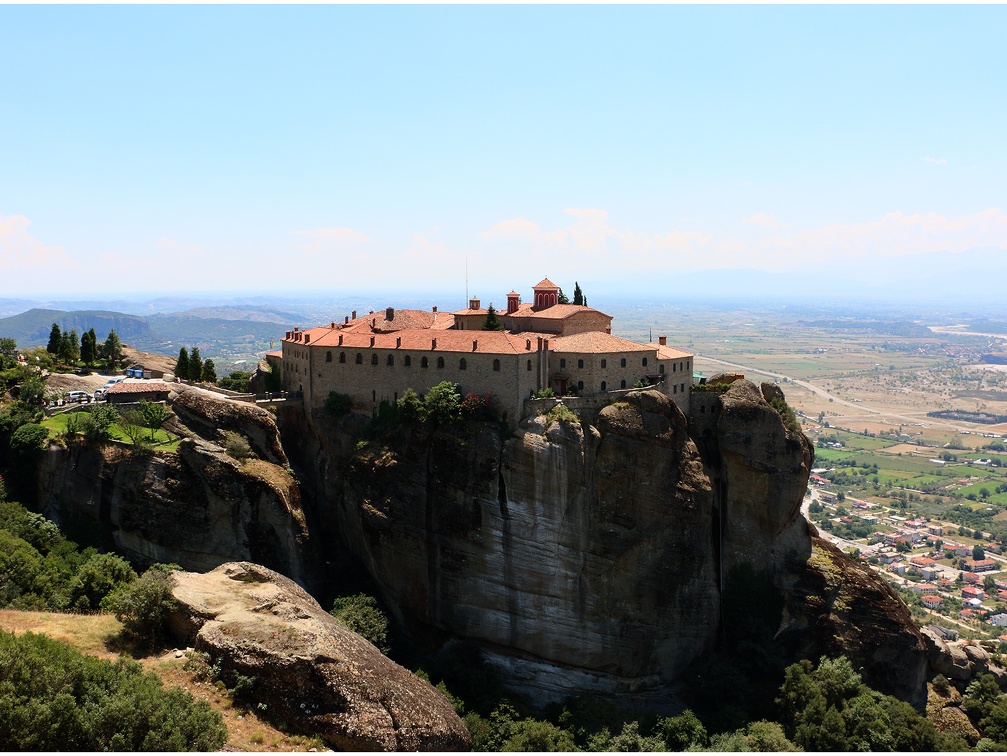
[299,327,539,355]
[506,303,610,321]
[650,343,694,360]
[533,278,559,289]
[552,331,653,354]
[106,380,173,395]
[338,309,456,333]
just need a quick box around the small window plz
[421,356,428,368]
[326,351,332,363]
[578,359,584,369]
[642,357,648,367]
[673,384,678,394]
[660,364,665,374]
[460,358,467,370]
[620,358,626,368]
[493,359,501,372]
[527,359,532,371]
[356,353,363,364]
[620,379,626,389]
[372,390,376,402]
[600,359,607,368]
[404,355,411,367]
[577,380,584,390]
[560,358,566,368]
[600,381,607,391]
[387,354,394,366]
[701,404,706,414]
[437,356,445,368]
[673,362,677,372]
[371,353,378,365]
[339,352,346,364]
[681,383,685,393]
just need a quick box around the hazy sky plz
[2,5,1005,301]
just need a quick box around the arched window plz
[578,359,584,369]
[601,381,607,391]
[527,359,532,371]
[673,362,677,372]
[620,379,626,389]
[660,364,665,374]
[493,359,501,372]
[404,355,411,367]
[642,357,648,367]
[356,353,363,364]
[387,354,394,366]
[325,351,332,363]
[437,356,445,369]
[339,352,346,363]
[560,358,566,368]
[459,358,467,370]
[700,404,706,414]
[371,353,378,365]
[421,356,429,368]
[620,358,627,368]
[600,359,607,368]
[577,380,584,390]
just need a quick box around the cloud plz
[744,212,780,229]
[155,236,203,255]
[0,214,75,271]
[924,156,948,166]
[293,225,371,257]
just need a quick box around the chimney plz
[330,322,335,329]
[659,336,667,346]
[470,297,480,310]
[370,336,375,346]
[396,336,401,348]
[344,315,349,324]
[432,338,437,350]
[526,339,531,351]
[606,327,611,334]
[432,305,438,313]
[352,310,357,320]
[338,335,343,345]
[304,334,310,343]
[472,340,478,351]
[386,307,394,321]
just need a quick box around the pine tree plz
[80,328,98,366]
[59,328,80,364]
[573,282,584,306]
[47,323,61,355]
[201,359,217,383]
[103,329,123,370]
[188,347,203,382]
[174,347,190,379]
[557,288,569,305]
[481,304,504,331]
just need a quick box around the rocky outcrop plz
[170,386,288,466]
[37,439,308,579]
[167,561,470,752]
[921,628,1007,688]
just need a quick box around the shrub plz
[82,403,120,442]
[425,381,462,424]
[533,388,555,399]
[769,396,802,434]
[103,567,178,645]
[324,391,352,417]
[546,404,579,426]
[68,552,137,612]
[0,629,227,750]
[222,431,253,461]
[330,593,390,653]
[218,370,252,392]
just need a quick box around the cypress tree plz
[573,282,584,306]
[481,304,504,331]
[201,359,217,384]
[103,330,123,370]
[47,323,61,355]
[174,347,190,379]
[188,347,203,382]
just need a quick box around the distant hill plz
[0,308,151,347]
[174,306,300,324]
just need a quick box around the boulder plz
[964,643,990,673]
[168,562,470,752]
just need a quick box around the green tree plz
[174,347,190,379]
[59,328,80,364]
[481,304,504,331]
[103,567,178,645]
[68,552,137,612]
[201,359,217,383]
[46,323,61,355]
[138,399,171,441]
[218,370,251,392]
[424,381,462,423]
[656,709,708,750]
[557,288,569,304]
[82,404,120,442]
[0,337,16,357]
[330,593,390,653]
[80,328,98,367]
[17,375,46,406]
[102,329,123,370]
[975,544,986,561]
[572,282,584,306]
[188,347,203,382]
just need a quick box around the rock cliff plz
[167,562,471,752]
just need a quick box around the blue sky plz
[2,5,1005,301]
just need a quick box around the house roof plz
[533,278,559,290]
[296,327,541,355]
[339,309,457,333]
[552,331,653,355]
[649,343,694,360]
[506,303,611,321]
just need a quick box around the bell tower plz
[532,277,560,311]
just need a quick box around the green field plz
[42,411,180,451]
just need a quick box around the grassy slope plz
[0,609,324,752]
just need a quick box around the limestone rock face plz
[167,562,470,752]
[37,439,307,579]
[170,386,288,466]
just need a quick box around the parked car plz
[67,391,91,403]
[92,388,106,401]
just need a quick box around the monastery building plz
[281,278,693,422]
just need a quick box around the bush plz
[545,404,579,426]
[103,567,179,645]
[330,593,390,654]
[324,391,352,417]
[68,552,137,612]
[0,629,226,750]
[218,370,252,392]
[769,396,802,434]
[222,431,253,461]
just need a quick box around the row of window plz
[324,350,505,371]
[557,357,691,373]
